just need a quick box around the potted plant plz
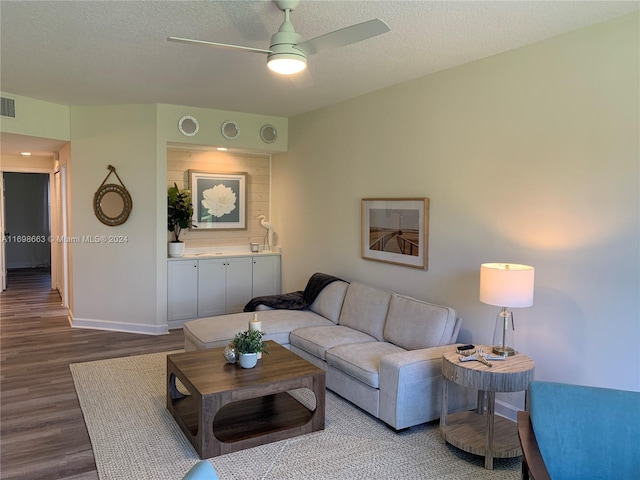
[167,183,195,257]
[232,329,268,368]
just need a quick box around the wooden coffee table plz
[167,340,325,459]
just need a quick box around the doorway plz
[0,166,69,306]
[3,172,51,270]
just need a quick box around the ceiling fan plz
[168,0,390,75]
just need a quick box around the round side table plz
[439,345,535,470]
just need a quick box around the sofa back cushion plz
[338,282,391,341]
[383,294,458,350]
[308,280,349,324]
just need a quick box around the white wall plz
[0,92,70,140]
[273,11,639,405]
[66,104,288,334]
[70,104,164,334]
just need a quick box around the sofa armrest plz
[378,346,476,429]
[517,410,551,480]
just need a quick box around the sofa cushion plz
[308,280,349,324]
[290,325,377,360]
[326,342,406,388]
[383,294,458,349]
[184,310,334,350]
[338,282,391,341]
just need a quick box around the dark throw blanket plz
[243,272,345,312]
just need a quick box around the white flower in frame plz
[201,184,237,218]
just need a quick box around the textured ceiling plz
[1,1,638,155]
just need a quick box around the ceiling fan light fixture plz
[267,53,307,75]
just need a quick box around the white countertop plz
[168,245,281,260]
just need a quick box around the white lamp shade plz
[479,263,535,308]
[267,54,306,75]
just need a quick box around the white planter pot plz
[168,242,185,258]
[238,353,258,369]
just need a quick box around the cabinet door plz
[167,261,198,321]
[197,258,226,317]
[225,256,253,314]
[252,255,281,297]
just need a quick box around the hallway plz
[0,268,184,480]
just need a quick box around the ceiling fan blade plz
[296,19,390,56]
[167,36,271,55]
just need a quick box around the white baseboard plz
[71,316,169,335]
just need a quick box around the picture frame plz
[189,170,247,230]
[361,198,429,269]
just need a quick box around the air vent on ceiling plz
[1,97,16,118]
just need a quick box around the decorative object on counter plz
[479,263,535,357]
[177,115,199,137]
[232,329,268,368]
[189,170,247,230]
[94,165,133,226]
[167,183,196,257]
[223,344,238,363]
[361,198,429,270]
[250,242,260,252]
[257,214,273,251]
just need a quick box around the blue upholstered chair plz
[517,381,640,480]
[182,461,220,480]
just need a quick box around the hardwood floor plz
[0,268,185,480]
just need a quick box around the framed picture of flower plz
[361,198,429,269]
[189,170,247,230]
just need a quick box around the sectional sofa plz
[183,274,475,430]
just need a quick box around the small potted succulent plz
[232,329,268,368]
[167,183,195,257]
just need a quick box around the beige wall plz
[70,104,163,333]
[0,93,70,140]
[66,104,285,333]
[167,149,271,249]
[273,12,639,399]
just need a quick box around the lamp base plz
[492,308,516,357]
[492,345,516,357]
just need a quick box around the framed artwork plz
[189,170,247,230]
[361,198,429,269]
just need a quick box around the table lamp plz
[479,263,535,356]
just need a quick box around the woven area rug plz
[70,351,519,480]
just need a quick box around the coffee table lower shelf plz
[441,410,522,458]
[173,392,314,444]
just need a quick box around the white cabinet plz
[168,254,281,323]
[252,255,281,298]
[197,257,252,316]
[196,258,226,317]
[167,260,198,321]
